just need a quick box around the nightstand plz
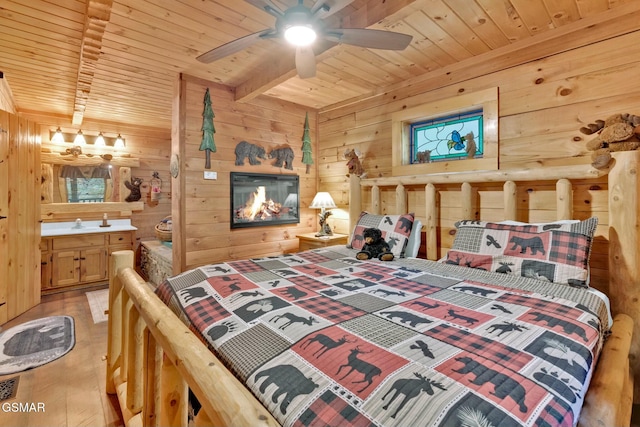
[297,233,349,251]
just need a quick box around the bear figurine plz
[235,140,267,166]
[125,177,143,202]
[356,228,394,261]
[268,146,294,170]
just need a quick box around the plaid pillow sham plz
[442,217,598,288]
[348,212,415,258]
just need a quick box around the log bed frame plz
[106,151,638,427]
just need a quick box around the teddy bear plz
[581,113,640,169]
[125,177,143,202]
[355,228,394,261]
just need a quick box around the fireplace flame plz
[245,186,266,220]
[243,186,281,221]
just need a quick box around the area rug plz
[0,316,75,375]
[86,289,109,324]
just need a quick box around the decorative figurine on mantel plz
[199,88,217,169]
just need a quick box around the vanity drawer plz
[52,234,105,250]
[109,232,133,246]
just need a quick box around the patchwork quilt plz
[155,246,609,427]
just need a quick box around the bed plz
[106,151,637,427]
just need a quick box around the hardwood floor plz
[0,285,124,427]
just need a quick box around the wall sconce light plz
[94,132,106,147]
[114,134,125,150]
[49,129,126,149]
[51,127,65,144]
[74,130,86,146]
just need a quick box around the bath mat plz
[0,316,75,375]
[86,289,109,324]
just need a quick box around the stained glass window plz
[410,109,483,164]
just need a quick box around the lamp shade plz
[309,192,336,209]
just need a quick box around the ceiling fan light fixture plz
[284,25,317,46]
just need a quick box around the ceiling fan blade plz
[295,46,316,79]
[244,0,284,18]
[324,28,413,50]
[311,0,352,19]
[197,29,274,63]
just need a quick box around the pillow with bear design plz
[348,212,414,258]
[442,217,598,287]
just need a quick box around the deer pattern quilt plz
[155,246,610,427]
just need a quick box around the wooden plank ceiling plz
[0,0,636,130]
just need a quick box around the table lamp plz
[309,192,336,237]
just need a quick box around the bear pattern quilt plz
[155,246,609,427]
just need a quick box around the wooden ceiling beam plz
[72,0,113,126]
[234,0,418,104]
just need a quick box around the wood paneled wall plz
[317,28,640,399]
[0,109,41,323]
[172,74,318,273]
[23,112,172,245]
[0,73,16,114]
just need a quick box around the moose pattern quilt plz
[155,246,609,427]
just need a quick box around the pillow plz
[349,212,415,258]
[442,217,598,288]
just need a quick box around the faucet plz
[74,218,82,229]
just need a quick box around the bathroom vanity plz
[40,219,137,293]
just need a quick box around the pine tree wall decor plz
[301,112,313,174]
[199,88,217,169]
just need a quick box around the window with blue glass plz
[410,109,483,164]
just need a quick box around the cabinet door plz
[53,250,80,287]
[41,252,52,290]
[81,248,107,283]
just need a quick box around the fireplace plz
[230,172,299,229]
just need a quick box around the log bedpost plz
[349,174,361,237]
[608,151,640,400]
[461,182,474,220]
[425,183,438,261]
[556,178,573,220]
[503,181,517,220]
[371,185,380,215]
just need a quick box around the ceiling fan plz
[196,0,413,79]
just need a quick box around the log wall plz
[172,74,318,272]
[317,28,640,401]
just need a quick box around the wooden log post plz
[396,184,407,214]
[578,313,634,427]
[556,178,573,220]
[119,167,131,203]
[41,163,53,204]
[107,250,134,394]
[349,174,361,238]
[143,333,161,427]
[608,151,640,400]
[503,181,517,220]
[425,183,438,261]
[461,182,474,220]
[159,354,188,427]
[371,185,380,215]
[126,309,145,413]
